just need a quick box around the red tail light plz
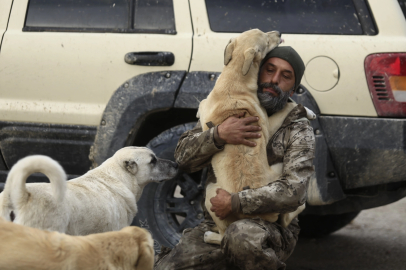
[365,53,406,117]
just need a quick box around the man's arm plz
[174,114,262,173]
[174,120,223,173]
[235,121,315,215]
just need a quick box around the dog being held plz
[0,217,154,270]
[0,146,178,235]
[197,29,306,245]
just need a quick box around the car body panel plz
[188,0,406,117]
[0,0,13,47]
[321,116,406,189]
[0,0,193,126]
[0,0,405,218]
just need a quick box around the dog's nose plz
[173,162,179,169]
[275,31,281,37]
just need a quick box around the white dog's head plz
[224,29,282,76]
[113,147,178,186]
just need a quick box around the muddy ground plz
[286,197,406,270]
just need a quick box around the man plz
[154,46,315,270]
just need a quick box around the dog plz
[197,29,306,245]
[0,146,178,235]
[0,217,154,270]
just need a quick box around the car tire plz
[298,211,361,237]
[131,122,206,254]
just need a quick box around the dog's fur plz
[0,146,178,235]
[197,29,305,244]
[0,217,154,270]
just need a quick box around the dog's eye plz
[150,157,157,165]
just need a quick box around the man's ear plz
[124,160,138,175]
[224,38,236,65]
[242,47,256,76]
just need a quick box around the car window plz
[399,0,406,19]
[25,0,130,29]
[24,0,176,34]
[134,0,176,34]
[205,0,375,35]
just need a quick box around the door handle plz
[124,52,175,66]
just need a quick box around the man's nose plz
[270,73,279,85]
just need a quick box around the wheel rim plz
[153,169,206,246]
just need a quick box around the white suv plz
[1,0,405,253]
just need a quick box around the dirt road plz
[286,197,406,270]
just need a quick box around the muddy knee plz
[222,219,267,254]
[221,219,286,270]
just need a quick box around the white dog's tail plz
[0,155,67,221]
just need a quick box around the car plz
[1,0,405,253]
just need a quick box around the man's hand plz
[218,112,261,147]
[210,188,232,220]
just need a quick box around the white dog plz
[198,29,307,245]
[0,146,178,235]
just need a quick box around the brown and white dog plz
[0,146,178,235]
[197,29,305,245]
[0,217,154,270]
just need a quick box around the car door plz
[0,0,13,46]
[189,0,406,117]
[0,0,192,126]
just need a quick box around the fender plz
[90,71,186,167]
[174,71,345,206]
[292,86,346,205]
[174,71,218,109]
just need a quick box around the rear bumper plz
[304,181,406,215]
[321,116,406,189]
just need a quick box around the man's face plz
[257,57,296,115]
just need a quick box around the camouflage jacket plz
[174,103,315,215]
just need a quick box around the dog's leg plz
[211,225,219,233]
[135,242,154,270]
[280,203,306,228]
[205,182,230,234]
[204,231,223,245]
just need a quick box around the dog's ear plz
[242,47,256,76]
[124,160,138,175]
[224,38,236,66]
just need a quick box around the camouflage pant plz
[154,218,300,270]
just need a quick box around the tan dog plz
[197,29,305,245]
[0,146,178,235]
[0,217,154,270]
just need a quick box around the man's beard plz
[257,82,293,116]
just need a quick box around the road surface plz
[287,197,406,270]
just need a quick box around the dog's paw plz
[211,225,219,233]
[304,107,316,120]
[204,231,215,242]
[204,231,222,245]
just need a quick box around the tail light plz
[365,53,406,117]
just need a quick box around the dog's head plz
[114,147,178,186]
[224,29,282,76]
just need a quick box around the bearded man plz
[154,46,315,270]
